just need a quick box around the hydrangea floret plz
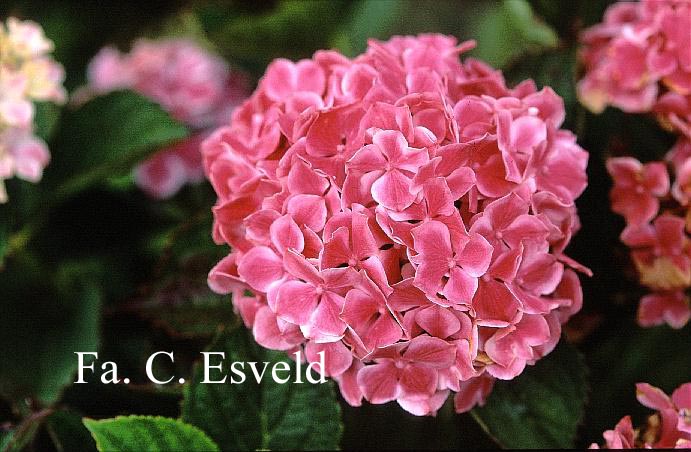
[82,39,247,198]
[0,17,65,202]
[205,34,589,415]
[591,382,691,449]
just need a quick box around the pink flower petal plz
[636,383,675,411]
[371,169,416,211]
[415,305,461,339]
[473,278,521,327]
[398,365,437,399]
[442,266,478,305]
[357,362,399,404]
[237,246,284,292]
[286,194,328,232]
[458,233,493,277]
[403,335,456,368]
[305,340,353,377]
[274,280,319,325]
[270,214,305,255]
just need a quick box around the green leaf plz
[0,258,103,405]
[468,0,558,68]
[529,0,617,37]
[504,0,558,47]
[208,0,352,75]
[33,101,62,143]
[138,295,236,339]
[46,410,98,452]
[44,90,188,200]
[182,328,343,451]
[83,415,219,452]
[330,0,403,57]
[134,208,232,338]
[471,341,588,448]
[156,11,218,53]
[0,431,11,452]
[0,216,8,267]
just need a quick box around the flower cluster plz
[591,382,691,449]
[205,34,589,415]
[0,17,65,202]
[83,39,247,198]
[585,1,691,329]
[607,147,691,329]
[578,0,691,139]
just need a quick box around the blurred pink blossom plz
[579,0,691,138]
[84,39,248,199]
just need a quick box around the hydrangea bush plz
[204,33,589,415]
[81,39,248,198]
[581,0,691,329]
[0,17,65,202]
[591,382,691,449]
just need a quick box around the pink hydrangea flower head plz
[579,0,691,138]
[0,17,65,202]
[591,382,691,449]
[83,38,249,199]
[205,33,589,415]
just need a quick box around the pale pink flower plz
[204,34,589,415]
[0,18,64,202]
[3,18,54,58]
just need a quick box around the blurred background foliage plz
[0,0,689,450]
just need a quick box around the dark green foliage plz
[472,341,588,448]
[182,328,343,451]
